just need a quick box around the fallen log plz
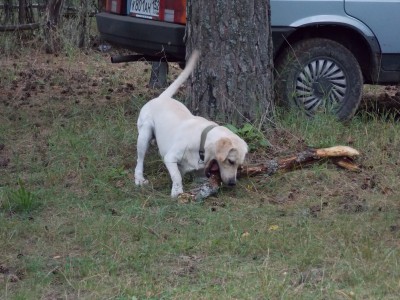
[0,23,41,32]
[178,146,360,203]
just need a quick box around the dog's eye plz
[228,159,235,165]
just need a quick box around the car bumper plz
[96,12,186,60]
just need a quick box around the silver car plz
[272,0,400,120]
[96,0,400,120]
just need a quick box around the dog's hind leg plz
[134,121,153,186]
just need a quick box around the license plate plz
[130,0,160,18]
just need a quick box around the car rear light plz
[161,0,186,24]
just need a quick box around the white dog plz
[134,51,248,197]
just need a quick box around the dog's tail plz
[159,50,200,99]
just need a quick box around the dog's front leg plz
[164,160,184,198]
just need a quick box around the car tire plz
[275,38,363,121]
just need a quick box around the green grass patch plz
[1,49,400,299]
[1,179,40,214]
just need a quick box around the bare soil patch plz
[2,48,399,125]
[1,50,149,121]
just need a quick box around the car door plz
[345,0,400,71]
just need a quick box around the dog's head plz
[204,136,248,186]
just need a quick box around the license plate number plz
[130,0,160,18]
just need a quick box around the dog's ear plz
[215,138,235,162]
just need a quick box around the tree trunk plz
[44,0,65,54]
[185,0,274,127]
[97,0,106,12]
[18,0,27,24]
[4,0,13,24]
[78,0,90,48]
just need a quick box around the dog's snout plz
[228,179,236,186]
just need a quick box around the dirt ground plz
[1,49,151,121]
[2,48,400,124]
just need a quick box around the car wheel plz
[275,38,363,121]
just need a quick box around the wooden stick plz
[178,146,360,203]
[240,146,360,177]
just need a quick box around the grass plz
[2,179,39,213]
[1,48,400,299]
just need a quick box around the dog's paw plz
[171,191,183,198]
[171,183,184,198]
[135,177,149,186]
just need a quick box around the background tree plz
[185,0,274,127]
[0,0,41,32]
[77,0,90,48]
[18,0,27,24]
[44,0,65,53]
[43,0,94,53]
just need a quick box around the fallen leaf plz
[241,231,250,238]
[268,225,279,231]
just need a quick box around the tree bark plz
[3,0,13,24]
[44,0,65,53]
[18,0,27,24]
[185,0,274,127]
[78,0,90,48]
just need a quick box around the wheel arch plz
[274,24,380,83]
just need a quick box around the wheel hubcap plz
[295,59,347,114]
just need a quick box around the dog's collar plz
[199,125,217,162]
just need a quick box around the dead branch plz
[178,145,360,203]
[240,146,360,177]
[0,22,41,32]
